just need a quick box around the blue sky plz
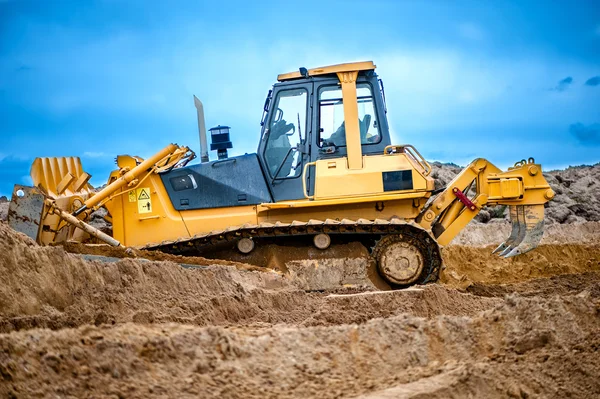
[1,0,599,197]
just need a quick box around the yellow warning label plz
[128,191,137,203]
[137,188,152,214]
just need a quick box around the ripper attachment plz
[418,157,554,257]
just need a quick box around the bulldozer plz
[8,61,555,288]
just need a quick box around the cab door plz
[258,82,313,202]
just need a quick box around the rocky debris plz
[88,207,112,235]
[545,164,600,223]
[430,161,463,190]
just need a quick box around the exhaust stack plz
[193,95,210,163]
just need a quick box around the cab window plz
[263,88,307,179]
[318,83,381,147]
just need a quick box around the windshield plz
[263,88,307,179]
[318,83,381,147]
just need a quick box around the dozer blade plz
[8,156,95,245]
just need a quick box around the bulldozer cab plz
[257,61,391,201]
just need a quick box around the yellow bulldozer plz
[8,61,554,287]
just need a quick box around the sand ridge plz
[1,220,600,397]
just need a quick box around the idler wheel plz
[373,235,425,286]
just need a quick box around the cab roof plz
[277,61,376,82]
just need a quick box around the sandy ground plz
[1,220,600,398]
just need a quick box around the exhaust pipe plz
[193,95,210,163]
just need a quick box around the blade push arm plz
[417,158,554,256]
[73,144,195,216]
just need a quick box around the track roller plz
[313,233,331,250]
[237,238,255,254]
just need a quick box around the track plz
[144,218,444,286]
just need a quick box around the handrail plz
[302,161,316,199]
[384,144,432,176]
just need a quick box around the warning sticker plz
[137,188,152,214]
[138,189,150,200]
[128,191,137,203]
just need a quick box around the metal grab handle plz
[211,158,236,167]
[302,161,316,200]
[384,144,432,176]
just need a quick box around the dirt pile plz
[466,272,600,298]
[1,219,600,397]
[0,222,500,333]
[0,222,306,332]
[441,243,600,288]
[1,288,598,398]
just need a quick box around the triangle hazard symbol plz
[138,190,150,200]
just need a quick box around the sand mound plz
[1,292,598,398]
[0,222,502,333]
[0,222,298,332]
[466,272,600,298]
[441,243,600,288]
[1,220,600,397]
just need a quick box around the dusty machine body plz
[8,61,554,287]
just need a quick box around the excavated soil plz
[441,243,600,288]
[1,221,600,398]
